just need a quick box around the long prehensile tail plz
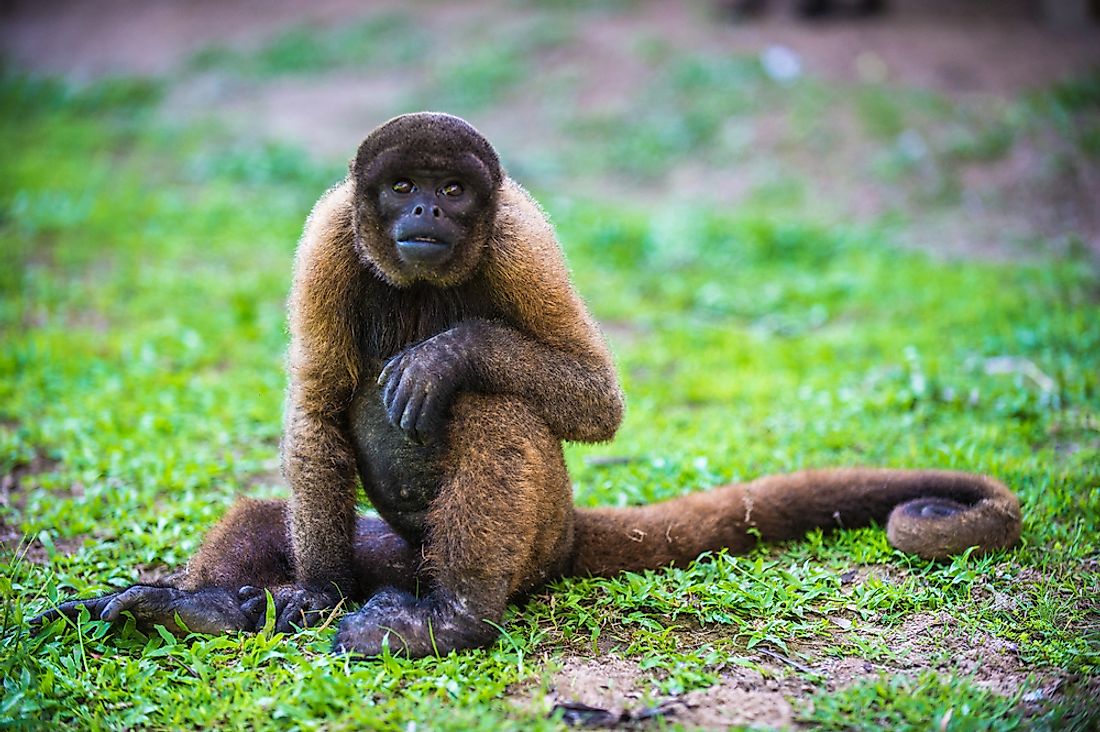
[569,468,1021,577]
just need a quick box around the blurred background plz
[3,0,1098,258]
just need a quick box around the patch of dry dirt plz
[0,449,62,510]
[544,655,797,729]
[0,515,87,565]
[509,609,1084,729]
[4,0,1096,94]
[0,448,87,563]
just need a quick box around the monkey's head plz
[351,112,503,288]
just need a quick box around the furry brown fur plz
[35,113,1021,657]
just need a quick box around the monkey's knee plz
[446,393,557,452]
[184,498,294,591]
[430,393,574,599]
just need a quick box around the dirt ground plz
[4,1,1100,260]
[504,558,1099,728]
[3,0,1098,91]
[513,610,1079,729]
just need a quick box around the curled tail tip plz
[886,489,1022,560]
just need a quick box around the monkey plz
[33,112,1021,658]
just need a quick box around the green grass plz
[187,13,429,77]
[803,672,1023,731]
[2,23,1099,731]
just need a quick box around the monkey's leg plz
[35,498,422,636]
[32,498,292,635]
[187,497,423,633]
[32,585,256,635]
[333,394,573,658]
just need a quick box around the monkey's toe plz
[31,586,253,636]
[332,588,497,659]
[96,586,252,635]
[264,586,342,634]
[31,593,117,630]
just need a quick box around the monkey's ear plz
[351,146,397,195]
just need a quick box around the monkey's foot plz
[238,585,343,634]
[32,586,254,636]
[332,588,497,658]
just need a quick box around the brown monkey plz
[34,113,1021,658]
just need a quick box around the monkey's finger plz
[378,354,402,387]
[102,586,182,623]
[100,587,149,623]
[275,604,306,634]
[380,356,409,410]
[386,372,419,430]
[100,598,129,623]
[399,390,427,443]
[241,594,268,621]
[30,602,84,628]
[238,585,265,601]
[33,595,115,628]
[414,395,445,443]
[29,607,61,627]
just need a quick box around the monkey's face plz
[351,113,503,289]
[375,169,481,280]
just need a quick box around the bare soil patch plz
[4,0,1096,94]
[0,450,85,562]
[0,515,87,565]
[510,610,1085,729]
[0,449,62,510]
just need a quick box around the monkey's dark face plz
[377,170,479,276]
[351,113,504,289]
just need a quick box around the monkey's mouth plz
[396,236,453,266]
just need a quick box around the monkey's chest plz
[348,383,444,543]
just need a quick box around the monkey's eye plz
[440,182,464,197]
[391,180,414,194]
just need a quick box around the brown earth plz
[511,609,1094,729]
[3,0,1099,261]
[3,0,1097,92]
[0,449,87,563]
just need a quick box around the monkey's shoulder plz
[301,180,355,247]
[483,178,571,286]
[493,179,556,249]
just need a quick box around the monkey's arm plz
[281,184,363,606]
[380,180,623,444]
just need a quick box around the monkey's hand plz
[378,334,468,444]
[238,584,343,634]
[31,586,254,636]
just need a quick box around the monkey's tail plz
[569,468,1021,576]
